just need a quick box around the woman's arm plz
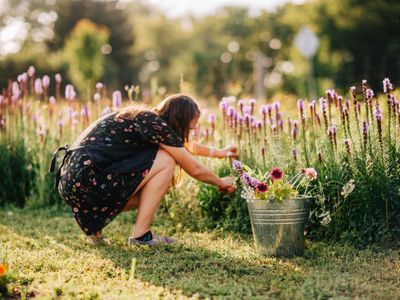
[160,144,234,191]
[185,142,238,159]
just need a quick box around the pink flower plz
[256,182,269,193]
[302,168,317,180]
[270,168,284,181]
[55,73,62,83]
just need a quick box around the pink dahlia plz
[302,168,317,180]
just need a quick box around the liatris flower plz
[55,73,62,99]
[49,96,56,104]
[344,138,351,156]
[101,106,112,116]
[273,101,280,112]
[204,128,209,143]
[256,182,269,193]
[277,119,283,130]
[11,81,20,101]
[227,106,236,118]
[260,104,268,116]
[327,125,337,150]
[93,92,101,101]
[309,101,316,124]
[366,89,374,100]
[65,84,76,100]
[243,105,252,115]
[302,168,317,180]
[112,90,122,108]
[208,114,216,126]
[375,105,383,147]
[319,97,328,129]
[291,125,298,140]
[219,98,230,114]
[291,148,297,161]
[34,78,43,95]
[232,160,243,172]
[42,75,50,88]
[55,73,62,83]
[28,66,35,77]
[270,167,283,181]
[96,82,104,90]
[81,105,90,121]
[383,78,393,93]
[250,178,259,189]
[249,98,256,114]
[237,99,245,114]
[361,121,368,149]
[241,172,252,186]
[42,75,50,98]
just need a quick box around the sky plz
[147,0,305,18]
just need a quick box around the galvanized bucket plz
[247,197,312,257]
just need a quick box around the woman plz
[50,94,237,246]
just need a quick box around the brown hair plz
[153,94,200,143]
[117,94,200,143]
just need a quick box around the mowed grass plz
[0,209,399,300]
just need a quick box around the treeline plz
[0,0,399,100]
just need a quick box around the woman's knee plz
[156,149,176,170]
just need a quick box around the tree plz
[64,19,109,98]
[48,0,135,87]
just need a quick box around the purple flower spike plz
[112,90,122,108]
[232,160,243,171]
[42,75,50,88]
[241,172,252,186]
[65,84,76,100]
[273,101,280,111]
[28,66,35,77]
[383,78,393,93]
[55,73,62,83]
[260,104,268,115]
[35,78,43,95]
[208,114,216,125]
[366,89,374,100]
[96,82,104,90]
[49,96,56,104]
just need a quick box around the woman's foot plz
[87,231,111,246]
[127,231,175,246]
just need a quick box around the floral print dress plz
[56,111,183,235]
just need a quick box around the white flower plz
[341,179,355,198]
[320,211,332,226]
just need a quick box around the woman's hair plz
[153,94,200,143]
[117,93,200,143]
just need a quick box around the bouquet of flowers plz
[232,160,317,202]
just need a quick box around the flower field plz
[1,66,400,246]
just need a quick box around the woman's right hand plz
[218,176,236,194]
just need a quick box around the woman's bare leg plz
[123,149,176,238]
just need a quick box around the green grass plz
[0,209,399,300]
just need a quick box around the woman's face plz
[189,116,200,130]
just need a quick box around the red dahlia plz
[256,182,269,193]
[270,168,284,180]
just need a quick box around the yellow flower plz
[0,264,7,276]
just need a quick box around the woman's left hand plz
[220,144,239,159]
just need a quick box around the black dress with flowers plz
[57,111,184,235]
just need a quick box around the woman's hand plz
[218,176,236,194]
[219,144,239,159]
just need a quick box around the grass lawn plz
[0,208,399,300]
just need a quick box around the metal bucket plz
[247,197,312,257]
